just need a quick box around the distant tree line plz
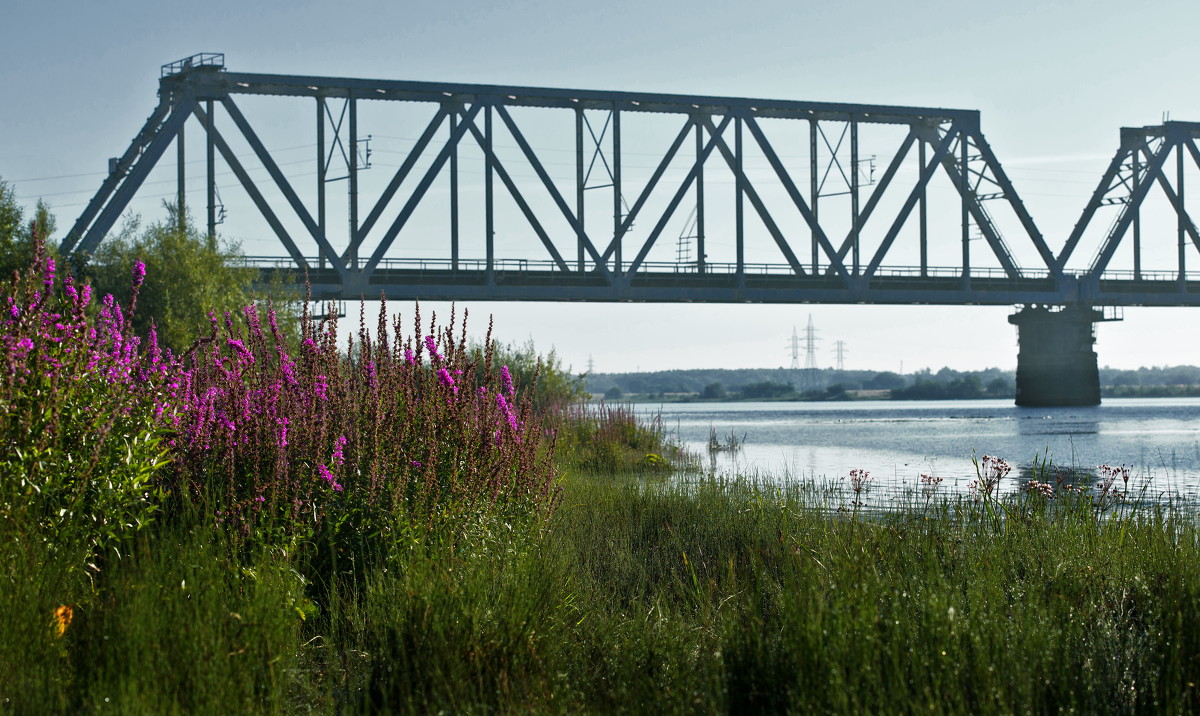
[587,366,1018,401]
[589,363,1200,402]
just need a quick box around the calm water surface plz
[645,398,1200,503]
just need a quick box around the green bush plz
[0,249,169,565]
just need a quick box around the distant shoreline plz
[587,365,1200,404]
[597,385,1200,404]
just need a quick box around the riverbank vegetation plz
[4,195,1200,712]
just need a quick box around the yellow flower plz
[52,604,73,638]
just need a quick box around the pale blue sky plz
[3,0,1199,373]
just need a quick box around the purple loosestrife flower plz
[500,365,515,397]
[332,435,348,466]
[128,260,146,316]
[314,374,329,400]
[13,337,34,360]
[43,257,55,291]
[280,354,300,387]
[424,335,443,363]
[131,260,146,290]
[227,338,254,364]
[496,393,521,433]
[436,367,458,394]
[317,464,344,492]
[405,347,416,365]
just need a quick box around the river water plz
[645,398,1200,506]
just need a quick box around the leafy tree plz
[603,385,624,401]
[739,380,795,400]
[0,178,55,279]
[865,371,906,390]
[985,377,1013,397]
[85,204,298,353]
[700,381,727,400]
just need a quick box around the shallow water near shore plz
[647,397,1200,506]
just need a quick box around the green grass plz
[5,474,1200,713]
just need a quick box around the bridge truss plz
[60,54,1200,306]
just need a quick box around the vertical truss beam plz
[206,99,216,238]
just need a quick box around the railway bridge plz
[60,54,1200,406]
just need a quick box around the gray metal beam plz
[75,101,194,255]
[175,70,980,125]
[191,104,311,270]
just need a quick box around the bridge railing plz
[239,256,1054,280]
[161,53,225,78]
[1093,269,1200,282]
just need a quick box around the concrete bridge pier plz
[1008,305,1107,407]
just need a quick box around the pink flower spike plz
[500,365,514,396]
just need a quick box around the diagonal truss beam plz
[625,115,735,275]
[492,104,610,273]
[863,124,959,278]
[191,103,311,270]
[601,116,694,263]
[830,129,917,266]
[700,113,807,277]
[220,96,346,274]
[739,115,845,278]
[353,105,449,260]
[1088,136,1200,276]
[457,103,571,272]
[362,103,483,276]
[932,129,1020,277]
[1141,145,1200,254]
[969,131,1059,274]
[1087,141,1171,275]
[62,100,174,254]
[74,101,194,256]
[1057,142,1134,269]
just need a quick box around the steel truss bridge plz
[60,54,1200,308]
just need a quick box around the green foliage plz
[0,177,56,280]
[0,253,168,566]
[739,379,795,399]
[479,338,589,411]
[84,205,263,353]
[554,403,681,475]
[10,473,1200,713]
[700,381,727,399]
